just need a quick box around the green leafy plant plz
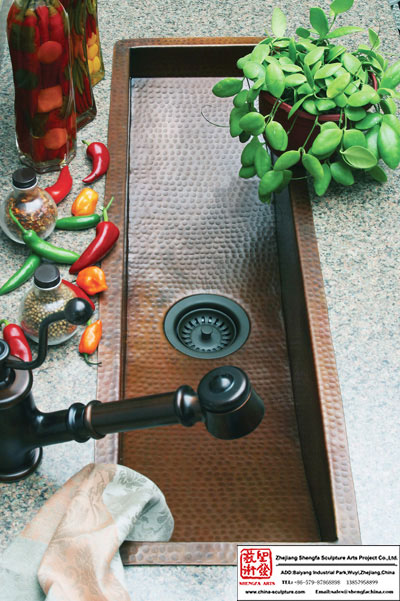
[212,0,400,201]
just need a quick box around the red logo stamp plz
[239,548,273,579]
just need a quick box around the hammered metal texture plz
[284,183,361,545]
[97,39,360,565]
[119,73,320,545]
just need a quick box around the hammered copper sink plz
[96,38,361,565]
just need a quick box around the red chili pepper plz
[82,140,110,183]
[0,320,32,362]
[61,279,95,310]
[45,164,73,204]
[69,197,119,274]
[49,8,65,43]
[36,6,49,43]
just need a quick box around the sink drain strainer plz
[164,294,250,359]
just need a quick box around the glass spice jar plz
[60,0,96,129]
[0,167,57,244]
[85,0,104,86]
[20,263,78,345]
[7,0,77,173]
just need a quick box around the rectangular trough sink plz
[96,38,360,565]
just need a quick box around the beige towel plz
[0,463,174,600]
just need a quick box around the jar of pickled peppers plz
[85,0,104,86]
[7,0,77,173]
[60,0,96,129]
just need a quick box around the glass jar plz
[60,0,96,129]
[20,263,78,345]
[7,0,77,173]
[85,0,104,86]
[0,167,58,244]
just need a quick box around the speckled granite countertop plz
[0,1,399,599]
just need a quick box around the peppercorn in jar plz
[0,167,57,244]
[20,264,78,345]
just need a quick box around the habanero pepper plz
[69,197,119,274]
[76,266,107,295]
[45,164,73,204]
[0,319,32,362]
[71,187,98,216]
[9,208,80,265]
[79,319,102,365]
[0,253,41,296]
[82,140,110,184]
[62,279,95,310]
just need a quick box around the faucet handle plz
[6,298,93,372]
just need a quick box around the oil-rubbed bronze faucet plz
[0,298,264,482]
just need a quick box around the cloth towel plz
[0,463,174,601]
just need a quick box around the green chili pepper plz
[0,253,41,296]
[55,214,101,231]
[8,208,80,265]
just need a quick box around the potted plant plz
[212,0,400,202]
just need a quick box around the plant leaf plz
[265,62,285,98]
[330,0,354,15]
[303,98,319,115]
[285,73,307,87]
[233,89,248,108]
[296,27,311,38]
[212,77,243,98]
[313,163,332,195]
[368,28,380,50]
[310,7,329,37]
[326,71,351,98]
[368,165,387,183]
[289,38,297,62]
[280,63,303,73]
[355,113,382,130]
[288,94,313,118]
[303,62,315,88]
[326,26,364,39]
[265,120,288,151]
[258,170,284,196]
[304,47,325,66]
[254,145,272,177]
[327,45,346,62]
[273,150,301,170]
[243,61,265,80]
[347,85,380,107]
[237,54,252,70]
[344,106,366,122]
[271,7,286,37]
[380,60,400,90]
[251,44,270,63]
[239,112,266,135]
[230,106,248,137]
[314,63,342,79]
[341,146,377,169]
[341,52,361,75]
[315,98,336,111]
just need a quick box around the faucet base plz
[0,448,42,483]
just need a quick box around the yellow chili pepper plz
[79,319,102,365]
[76,266,108,295]
[71,187,98,216]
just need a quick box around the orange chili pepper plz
[79,319,102,365]
[76,266,107,295]
[71,187,98,216]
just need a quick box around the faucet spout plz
[0,366,264,482]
